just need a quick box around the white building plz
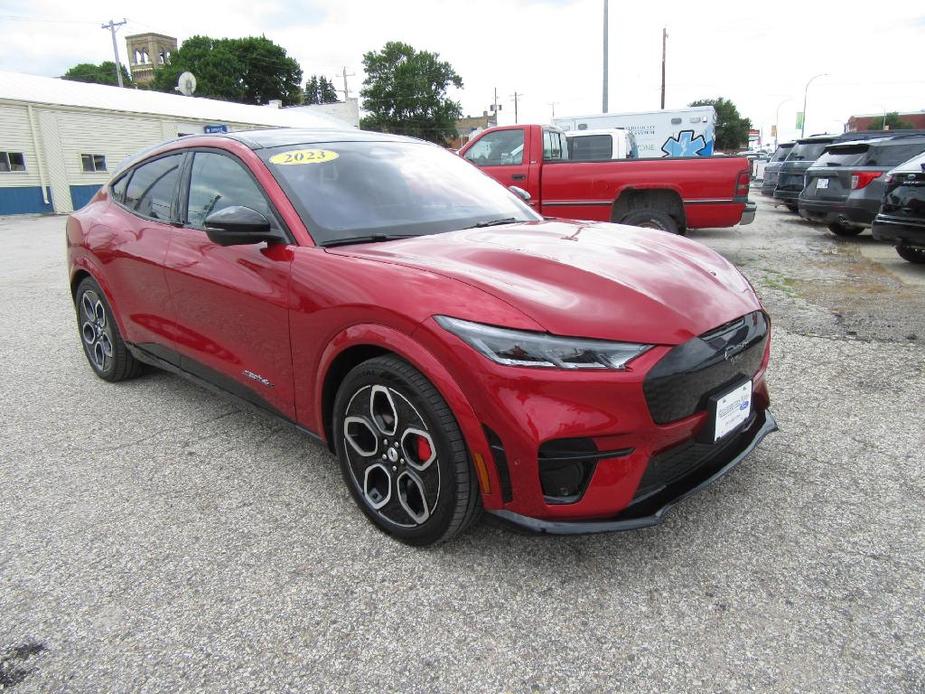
[0,71,353,215]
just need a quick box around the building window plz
[0,152,26,172]
[81,154,107,173]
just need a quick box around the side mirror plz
[203,206,284,246]
[509,185,531,202]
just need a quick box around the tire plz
[785,203,799,212]
[333,355,481,546]
[896,244,925,264]
[74,277,143,382]
[827,222,864,237]
[619,209,681,235]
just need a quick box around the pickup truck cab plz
[459,124,754,234]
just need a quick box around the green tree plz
[151,35,303,105]
[304,75,339,104]
[359,41,463,144]
[689,97,752,150]
[877,112,915,130]
[63,61,131,87]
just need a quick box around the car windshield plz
[262,140,540,245]
[786,142,830,162]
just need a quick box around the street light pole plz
[801,73,829,138]
[775,98,792,148]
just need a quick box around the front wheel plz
[828,222,864,237]
[896,244,925,264]
[333,356,481,546]
[619,209,681,235]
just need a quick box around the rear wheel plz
[896,244,925,264]
[333,356,481,546]
[619,209,681,235]
[785,203,799,212]
[74,277,143,382]
[828,222,864,237]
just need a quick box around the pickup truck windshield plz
[262,141,540,245]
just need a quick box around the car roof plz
[221,127,430,149]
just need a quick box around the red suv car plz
[67,129,776,545]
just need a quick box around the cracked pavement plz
[0,202,923,692]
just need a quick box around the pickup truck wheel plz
[827,222,864,237]
[896,244,925,263]
[333,355,481,546]
[620,209,681,235]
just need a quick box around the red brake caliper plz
[416,435,432,463]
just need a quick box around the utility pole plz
[510,92,524,124]
[660,27,667,110]
[492,87,499,125]
[548,102,558,120]
[339,66,356,100]
[101,18,127,88]
[602,0,608,113]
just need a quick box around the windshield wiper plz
[321,234,415,248]
[465,217,519,229]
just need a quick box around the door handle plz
[511,173,526,181]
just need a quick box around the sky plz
[2,0,924,145]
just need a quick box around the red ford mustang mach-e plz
[66,128,776,545]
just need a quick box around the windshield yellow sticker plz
[269,149,339,165]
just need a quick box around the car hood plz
[328,220,761,345]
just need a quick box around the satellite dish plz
[176,72,197,96]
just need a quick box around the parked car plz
[567,128,639,160]
[774,135,839,211]
[760,143,795,196]
[799,135,925,236]
[872,150,925,263]
[460,124,755,234]
[66,128,776,545]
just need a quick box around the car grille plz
[632,411,758,502]
[777,173,806,192]
[643,311,769,425]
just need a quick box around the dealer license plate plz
[714,381,752,441]
[817,178,829,189]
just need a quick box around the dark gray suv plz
[773,136,838,211]
[760,143,794,197]
[799,135,925,236]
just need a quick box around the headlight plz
[435,316,650,370]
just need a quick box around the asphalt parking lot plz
[1,198,923,692]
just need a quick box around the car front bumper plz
[490,409,777,534]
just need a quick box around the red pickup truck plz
[458,124,756,233]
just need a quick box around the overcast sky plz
[2,0,924,144]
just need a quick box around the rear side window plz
[124,155,182,220]
[542,130,568,161]
[813,145,869,168]
[865,142,925,168]
[569,135,613,161]
[464,129,524,166]
[185,152,273,229]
